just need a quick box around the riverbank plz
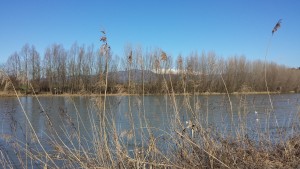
[0,90,295,97]
[1,93,300,168]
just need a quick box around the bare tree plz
[5,52,21,89]
[43,47,53,93]
[21,44,30,94]
[4,41,300,95]
[29,45,41,89]
[5,52,21,79]
[68,42,79,93]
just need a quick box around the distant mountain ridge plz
[108,69,159,83]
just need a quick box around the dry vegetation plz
[1,42,300,95]
[0,71,300,168]
[1,50,300,168]
[1,24,300,168]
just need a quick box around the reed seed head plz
[161,51,167,61]
[272,19,282,35]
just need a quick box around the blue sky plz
[0,0,299,67]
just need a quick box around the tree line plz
[1,43,300,94]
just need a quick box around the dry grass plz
[0,72,299,169]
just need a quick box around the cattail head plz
[128,50,132,63]
[100,43,110,56]
[272,19,282,35]
[161,51,167,61]
[100,30,107,42]
[100,36,107,42]
[100,30,110,56]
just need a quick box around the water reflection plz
[1,94,300,138]
[0,94,300,167]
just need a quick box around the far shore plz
[0,91,296,97]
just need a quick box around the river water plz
[0,93,300,168]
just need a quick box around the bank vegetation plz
[1,43,300,95]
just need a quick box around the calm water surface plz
[1,94,300,137]
[0,94,300,167]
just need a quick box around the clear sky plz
[0,0,299,67]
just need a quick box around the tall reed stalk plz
[1,23,300,168]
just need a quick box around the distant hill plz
[108,69,160,83]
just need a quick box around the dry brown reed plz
[1,24,300,168]
[272,19,282,35]
[0,72,300,168]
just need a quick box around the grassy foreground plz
[0,85,300,169]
